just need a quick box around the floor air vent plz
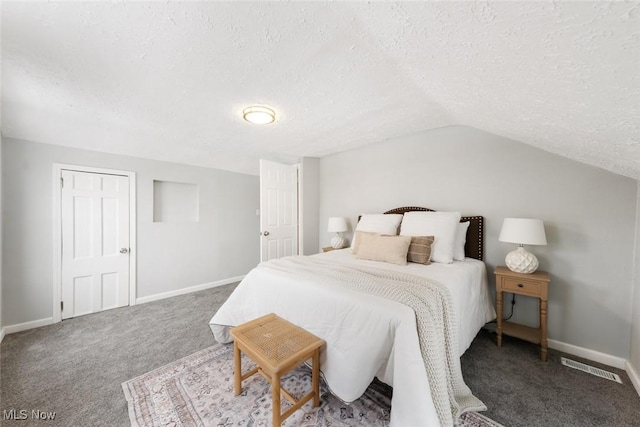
[561,357,622,383]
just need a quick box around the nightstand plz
[494,266,551,361]
[322,246,336,252]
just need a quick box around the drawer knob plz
[517,283,524,288]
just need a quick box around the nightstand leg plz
[496,290,503,348]
[540,299,548,362]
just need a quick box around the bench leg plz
[312,350,320,407]
[234,342,242,396]
[272,372,281,426]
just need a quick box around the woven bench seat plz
[230,313,325,426]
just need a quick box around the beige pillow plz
[407,236,435,265]
[355,233,412,265]
[352,230,379,254]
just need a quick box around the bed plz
[209,207,496,427]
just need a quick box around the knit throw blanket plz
[259,256,486,426]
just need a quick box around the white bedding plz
[209,249,496,426]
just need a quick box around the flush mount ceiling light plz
[242,105,276,124]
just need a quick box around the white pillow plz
[454,221,470,261]
[399,211,461,263]
[351,214,403,253]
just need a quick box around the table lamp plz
[327,217,348,249]
[499,218,547,274]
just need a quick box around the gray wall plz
[2,137,260,326]
[300,157,320,255]
[0,133,3,330]
[631,183,640,375]
[319,125,637,359]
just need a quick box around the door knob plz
[262,231,270,236]
[120,248,129,254]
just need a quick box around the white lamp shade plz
[499,218,547,246]
[327,217,348,233]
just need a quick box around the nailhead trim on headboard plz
[381,207,484,261]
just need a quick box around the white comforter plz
[209,249,496,427]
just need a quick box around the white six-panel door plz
[259,159,298,262]
[61,170,130,319]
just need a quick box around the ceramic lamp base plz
[505,246,539,274]
[331,235,345,249]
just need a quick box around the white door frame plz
[52,163,137,323]
[295,163,303,254]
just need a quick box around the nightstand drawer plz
[501,277,541,296]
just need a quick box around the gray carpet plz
[1,284,234,427]
[461,328,640,427]
[1,283,639,427]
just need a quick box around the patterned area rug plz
[122,343,503,427]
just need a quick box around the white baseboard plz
[626,361,640,397]
[136,276,244,305]
[1,277,242,337]
[547,339,626,370]
[3,317,53,335]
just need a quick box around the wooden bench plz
[230,313,325,426]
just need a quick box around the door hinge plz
[60,177,64,188]
[60,301,64,312]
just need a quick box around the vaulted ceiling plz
[2,1,639,178]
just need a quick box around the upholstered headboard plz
[381,206,484,261]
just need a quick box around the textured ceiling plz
[1,1,639,178]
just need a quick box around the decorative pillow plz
[351,214,403,253]
[399,211,461,264]
[355,233,412,265]
[453,222,470,261]
[351,230,379,254]
[407,236,435,265]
